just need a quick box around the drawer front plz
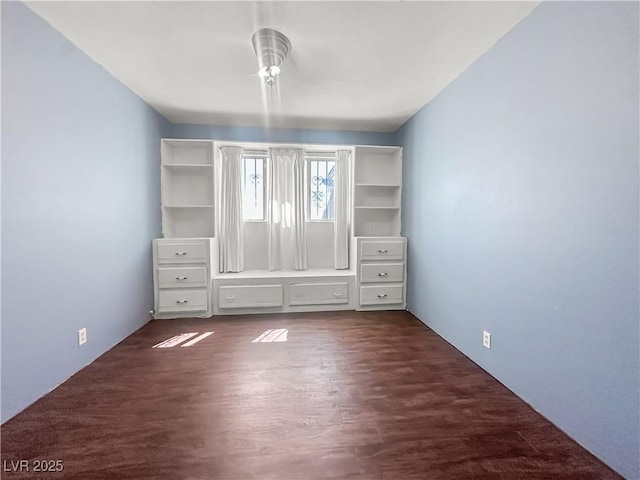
[360,285,404,305]
[360,263,404,283]
[158,289,208,313]
[157,242,206,264]
[219,285,283,309]
[289,282,349,306]
[360,240,404,261]
[158,267,207,289]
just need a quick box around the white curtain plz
[268,148,307,271]
[334,149,352,269]
[219,146,244,272]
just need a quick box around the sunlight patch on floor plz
[252,328,288,343]
[152,332,214,348]
[181,332,214,347]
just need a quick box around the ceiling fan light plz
[269,65,280,76]
[258,65,280,78]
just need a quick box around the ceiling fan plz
[251,28,291,87]
[251,27,292,105]
[249,23,341,117]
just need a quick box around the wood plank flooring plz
[1,311,622,479]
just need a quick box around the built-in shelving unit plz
[352,146,405,310]
[353,146,402,237]
[161,139,215,238]
[153,139,407,319]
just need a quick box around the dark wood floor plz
[1,311,621,479]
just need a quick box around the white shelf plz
[164,205,214,209]
[162,167,213,209]
[354,208,400,237]
[353,146,402,186]
[215,268,355,279]
[354,206,400,210]
[355,183,401,187]
[161,139,213,165]
[162,208,214,238]
[163,163,214,169]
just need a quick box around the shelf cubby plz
[162,165,214,207]
[354,208,401,237]
[161,139,213,165]
[354,184,401,208]
[162,207,214,238]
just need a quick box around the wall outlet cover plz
[483,330,491,349]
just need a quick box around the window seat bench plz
[212,268,356,315]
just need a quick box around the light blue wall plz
[1,2,170,421]
[169,123,397,146]
[396,2,639,478]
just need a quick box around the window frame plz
[241,155,267,223]
[305,156,336,223]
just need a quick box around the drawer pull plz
[176,276,188,280]
[176,300,188,304]
[378,272,388,277]
[378,249,388,253]
[377,294,387,298]
[225,295,236,300]
[333,293,343,297]
[174,252,188,256]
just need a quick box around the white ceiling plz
[26,1,539,133]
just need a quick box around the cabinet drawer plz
[360,240,404,261]
[158,267,207,289]
[360,263,404,283]
[289,282,349,306]
[158,289,208,313]
[360,285,404,305]
[157,241,206,264]
[218,285,283,309]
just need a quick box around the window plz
[307,159,335,220]
[242,157,265,221]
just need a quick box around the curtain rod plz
[241,148,338,156]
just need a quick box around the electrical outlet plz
[483,330,491,349]
[78,328,87,346]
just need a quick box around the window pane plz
[242,157,264,221]
[309,160,335,220]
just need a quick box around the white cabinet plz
[212,271,356,315]
[360,263,404,283]
[359,240,405,261]
[360,284,404,305]
[157,267,207,289]
[158,289,209,313]
[289,282,349,306]
[353,146,402,237]
[152,238,214,319]
[218,284,284,309]
[156,241,208,263]
[356,237,407,311]
[161,139,215,239]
